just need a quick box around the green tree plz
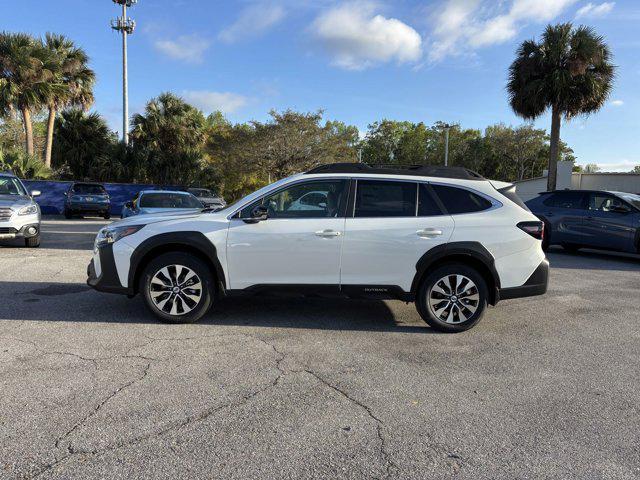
[0,148,51,179]
[583,163,600,173]
[131,92,206,185]
[43,33,95,168]
[361,120,413,165]
[484,124,548,181]
[632,165,640,174]
[51,109,116,180]
[507,23,615,191]
[0,32,61,155]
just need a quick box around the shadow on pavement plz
[547,247,640,272]
[0,281,437,333]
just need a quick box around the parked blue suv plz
[526,190,640,254]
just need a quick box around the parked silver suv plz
[0,171,41,247]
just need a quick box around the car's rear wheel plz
[416,263,488,333]
[141,252,214,324]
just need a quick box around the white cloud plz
[428,0,578,62]
[182,90,249,113]
[575,2,615,19]
[588,159,638,172]
[310,2,422,70]
[219,4,286,43]
[610,99,624,106]
[154,35,211,64]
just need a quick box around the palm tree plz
[51,109,116,179]
[43,33,95,168]
[0,32,61,156]
[131,92,206,184]
[507,23,615,191]
[0,148,51,179]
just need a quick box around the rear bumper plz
[497,258,549,301]
[87,244,133,295]
[67,203,110,214]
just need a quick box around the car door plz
[226,179,349,290]
[582,193,637,251]
[540,191,588,244]
[340,180,454,293]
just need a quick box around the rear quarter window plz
[542,192,586,209]
[431,184,492,214]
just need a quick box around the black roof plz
[305,163,485,180]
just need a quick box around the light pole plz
[111,0,137,146]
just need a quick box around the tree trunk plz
[21,107,34,156]
[547,105,561,191]
[45,105,56,168]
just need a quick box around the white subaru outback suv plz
[88,163,548,332]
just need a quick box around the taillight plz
[517,221,544,240]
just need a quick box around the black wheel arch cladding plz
[129,231,226,294]
[411,242,500,303]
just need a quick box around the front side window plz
[0,177,27,196]
[355,180,417,218]
[542,192,586,209]
[240,180,348,219]
[589,193,626,212]
[140,193,203,209]
[431,184,492,214]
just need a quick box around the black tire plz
[104,212,111,220]
[64,209,72,219]
[24,235,40,248]
[561,243,580,253]
[140,252,215,324]
[416,263,488,333]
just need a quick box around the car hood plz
[0,195,33,210]
[113,208,226,227]
[198,196,225,204]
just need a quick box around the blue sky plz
[2,0,639,171]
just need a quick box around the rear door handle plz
[315,229,341,237]
[417,228,443,238]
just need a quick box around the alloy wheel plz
[428,274,480,324]
[149,264,203,316]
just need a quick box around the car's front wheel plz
[416,263,488,332]
[140,252,214,324]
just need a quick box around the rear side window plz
[355,180,416,217]
[542,192,586,209]
[418,184,444,216]
[431,184,492,214]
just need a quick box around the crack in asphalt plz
[303,369,399,479]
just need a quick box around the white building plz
[514,161,640,202]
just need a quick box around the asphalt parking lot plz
[1,218,639,479]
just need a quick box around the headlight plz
[95,225,144,248]
[18,204,38,216]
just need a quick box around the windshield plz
[0,177,27,196]
[72,184,106,195]
[140,193,203,209]
[189,188,215,198]
[619,193,640,210]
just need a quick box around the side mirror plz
[31,190,41,197]
[124,201,133,209]
[244,205,268,224]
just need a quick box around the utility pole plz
[439,123,452,167]
[111,0,137,146]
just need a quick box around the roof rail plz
[305,162,485,180]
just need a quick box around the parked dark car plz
[64,183,111,219]
[526,190,640,253]
[187,187,226,210]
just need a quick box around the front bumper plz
[87,244,133,295]
[497,258,549,301]
[0,222,40,240]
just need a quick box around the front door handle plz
[315,229,341,237]
[417,228,443,238]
